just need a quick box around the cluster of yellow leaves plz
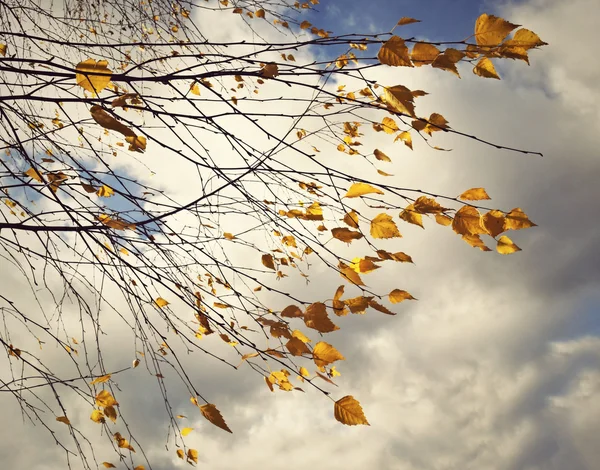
[23,167,68,193]
[378,13,545,79]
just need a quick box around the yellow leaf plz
[299,366,310,378]
[411,43,440,66]
[483,210,506,237]
[190,82,201,95]
[338,261,364,286]
[176,449,185,459]
[473,57,500,79]
[90,373,111,385]
[24,167,44,183]
[462,234,492,251]
[285,337,311,356]
[90,409,105,423]
[291,329,311,343]
[125,135,147,153]
[397,17,420,26]
[56,416,71,425]
[344,182,384,198]
[459,187,491,201]
[330,366,341,377]
[395,131,413,149]
[413,196,446,214]
[334,396,369,426]
[104,405,117,423]
[452,205,487,236]
[261,253,276,270]
[368,299,395,315]
[132,358,140,368]
[255,9,265,18]
[349,257,380,274]
[200,403,232,433]
[370,213,401,239]
[97,214,135,231]
[331,227,363,243]
[505,208,536,230]
[114,432,135,452]
[373,149,391,162]
[181,427,193,436]
[76,59,112,94]
[101,463,116,468]
[223,232,235,240]
[313,341,345,369]
[376,250,413,263]
[187,449,198,464]
[497,235,521,254]
[435,214,453,226]
[0,44,7,56]
[96,184,114,198]
[384,85,416,117]
[399,204,423,228]
[378,36,413,67]
[155,297,169,308]
[381,116,399,134]
[95,390,117,407]
[344,296,371,314]
[389,289,416,304]
[503,28,547,49]
[304,302,339,333]
[332,285,347,316]
[343,210,360,228]
[474,13,519,47]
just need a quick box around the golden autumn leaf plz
[389,289,416,304]
[503,28,547,49]
[200,403,232,433]
[95,390,117,407]
[483,210,506,237]
[187,448,198,464]
[473,57,500,79]
[260,63,279,78]
[413,196,446,214]
[399,204,424,228]
[299,366,310,378]
[370,213,401,239]
[76,59,112,94]
[90,373,111,385]
[0,44,7,56]
[411,43,440,66]
[190,82,201,95]
[334,395,369,426]
[339,261,364,286]
[313,341,345,369]
[291,329,311,343]
[397,17,420,26]
[176,449,184,460]
[373,149,391,162]
[90,105,135,137]
[395,130,413,149]
[383,85,416,117]
[378,36,412,67]
[181,427,193,436]
[497,235,521,254]
[332,285,348,316]
[462,234,492,251]
[125,135,147,153]
[350,257,380,274]
[261,253,276,270]
[344,182,384,198]
[459,187,491,201]
[344,295,371,314]
[286,337,311,356]
[24,167,44,183]
[134,466,145,470]
[97,214,136,231]
[331,227,363,243]
[435,213,453,226]
[155,297,169,308]
[381,116,399,133]
[505,208,536,230]
[452,205,487,236]
[368,299,395,315]
[304,302,339,333]
[90,409,105,423]
[101,463,116,468]
[376,250,413,263]
[56,416,71,425]
[343,210,360,228]
[474,13,519,47]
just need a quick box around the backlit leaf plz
[334,396,369,426]
[200,403,232,433]
[286,337,311,356]
[90,409,105,423]
[101,463,116,468]
[95,390,117,407]
[505,208,536,230]
[389,289,416,304]
[482,210,506,237]
[24,167,44,183]
[368,299,395,315]
[291,329,311,343]
[313,341,345,369]
[343,211,360,228]
[452,205,487,236]
[187,449,198,464]
[378,36,412,67]
[344,183,384,198]
[399,204,424,228]
[56,416,71,425]
[181,427,193,436]
[411,43,440,66]
[473,57,500,79]
[331,227,363,243]
[459,187,491,201]
[281,305,303,318]
[76,59,112,94]
[90,374,111,385]
[383,85,416,117]
[104,405,117,423]
[373,149,391,162]
[339,261,364,286]
[155,297,169,308]
[370,213,401,239]
[176,449,184,459]
[474,13,519,47]
[376,250,413,263]
[397,17,420,26]
[497,235,521,254]
[304,302,339,333]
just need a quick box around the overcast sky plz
[2,0,599,469]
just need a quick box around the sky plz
[1,0,600,469]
